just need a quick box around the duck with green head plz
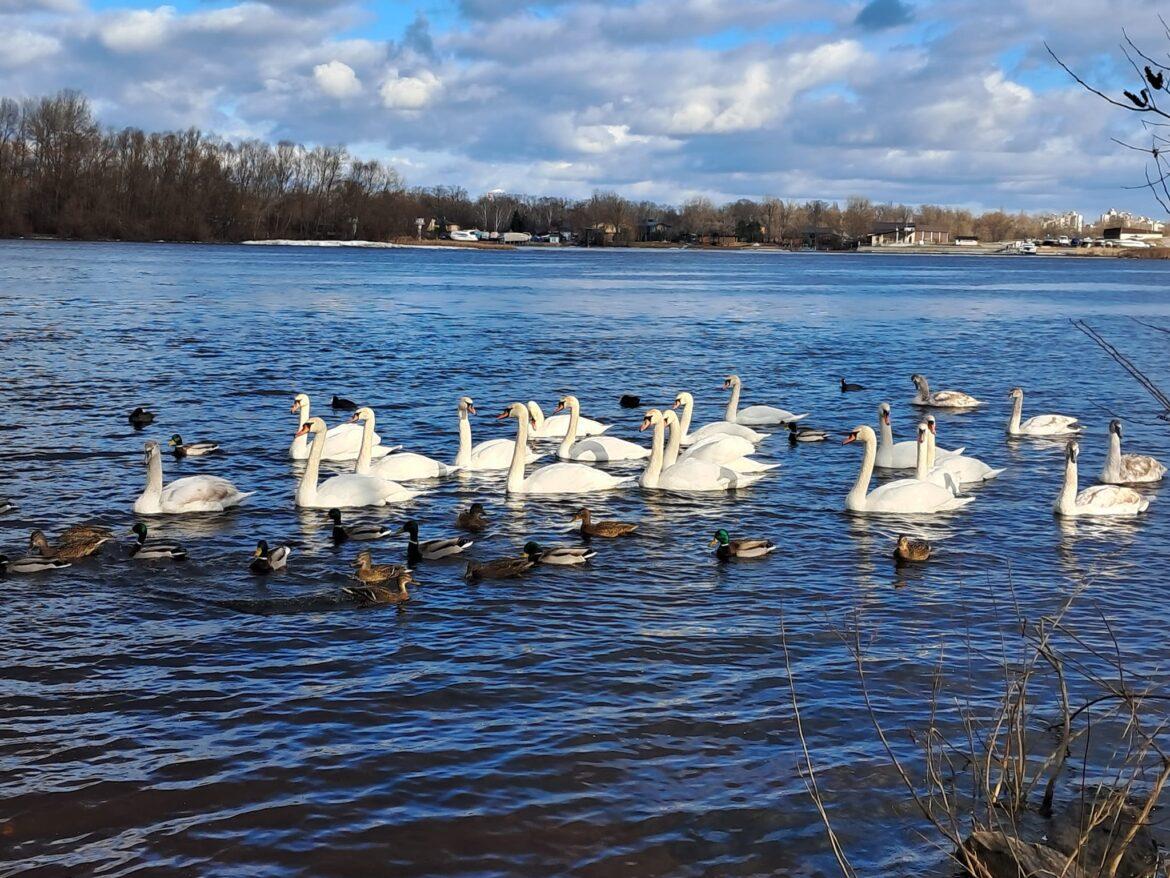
[129,523,188,560]
[249,540,291,574]
[168,433,220,457]
[710,529,775,560]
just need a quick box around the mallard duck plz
[788,423,829,443]
[464,556,535,581]
[455,503,489,532]
[343,570,413,606]
[351,549,409,585]
[128,407,155,428]
[59,524,115,543]
[168,433,220,457]
[709,529,776,560]
[331,395,358,411]
[29,528,111,561]
[249,540,291,574]
[128,523,188,560]
[619,394,642,408]
[0,554,71,575]
[840,378,865,392]
[894,535,932,563]
[328,508,393,543]
[523,541,596,566]
[399,520,473,564]
[571,508,637,539]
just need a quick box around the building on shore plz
[1097,209,1164,233]
[1102,226,1165,243]
[954,235,979,246]
[1042,210,1084,232]
[867,220,951,246]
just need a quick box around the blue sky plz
[1,0,1165,218]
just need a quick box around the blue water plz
[2,241,1169,876]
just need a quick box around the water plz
[2,241,1169,876]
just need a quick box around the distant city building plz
[1042,210,1083,232]
[1097,208,1164,232]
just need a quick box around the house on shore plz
[1102,226,1164,243]
[867,221,951,246]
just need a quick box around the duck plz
[875,402,963,469]
[168,433,220,457]
[29,528,112,561]
[671,391,770,445]
[843,424,975,514]
[910,374,982,409]
[128,407,155,428]
[59,524,115,543]
[455,503,489,532]
[497,403,634,494]
[619,395,642,408]
[331,395,359,411]
[289,393,391,462]
[1006,387,1081,437]
[0,554,71,575]
[351,407,459,480]
[722,374,807,425]
[1101,419,1167,484]
[788,423,829,443]
[398,519,474,564]
[464,556,535,581]
[135,441,251,514]
[554,395,649,462]
[294,418,419,508]
[526,400,610,439]
[328,508,393,543]
[249,540,291,574]
[452,396,543,471]
[1054,440,1150,517]
[840,378,865,392]
[350,549,409,585]
[571,508,637,538]
[128,523,188,560]
[709,529,776,560]
[894,535,932,563]
[523,541,597,566]
[343,570,413,606]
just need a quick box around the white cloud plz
[99,6,176,53]
[313,60,361,98]
[0,29,61,67]
[379,68,440,109]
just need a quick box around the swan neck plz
[355,414,375,474]
[664,416,680,467]
[848,434,875,508]
[879,415,893,449]
[298,399,309,428]
[145,451,163,497]
[915,435,928,480]
[1104,432,1121,474]
[679,398,693,438]
[1008,395,1022,433]
[724,383,740,421]
[1058,454,1078,511]
[507,414,528,492]
[558,401,580,458]
[641,420,664,487]
[299,427,322,504]
[926,430,937,469]
[456,408,471,466]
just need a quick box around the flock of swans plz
[1,372,1166,581]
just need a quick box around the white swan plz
[526,400,610,439]
[498,403,633,494]
[723,374,807,425]
[875,402,963,469]
[1101,419,1166,484]
[910,374,982,409]
[351,407,459,480]
[922,418,1003,486]
[453,396,541,470]
[288,393,391,461]
[294,418,419,508]
[671,391,770,446]
[1055,440,1149,517]
[1006,387,1081,437]
[668,411,779,474]
[134,441,252,515]
[843,424,974,514]
[639,409,765,492]
[554,395,649,462]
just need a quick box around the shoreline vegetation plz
[3,90,1164,258]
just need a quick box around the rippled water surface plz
[3,241,1170,876]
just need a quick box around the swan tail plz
[944,495,976,511]
[983,467,1006,481]
[786,413,809,423]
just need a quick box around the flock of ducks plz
[2,373,1165,591]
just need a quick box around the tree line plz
[1,90,1081,245]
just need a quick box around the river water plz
[2,241,1168,876]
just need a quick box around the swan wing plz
[682,434,755,463]
[314,474,417,507]
[568,437,649,462]
[1076,485,1149,514]
[931,390,982,408]
[866,477,975,513]
[371,451,455,480]
[160,476,250,512]
[658,458,764,492]
[736,405,807,425]
[521,462,632,494]
[1118,454,1167,483]
[1020,414,1080,435]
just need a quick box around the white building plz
[1097,208,1164,233]
[1043,210,1083,232]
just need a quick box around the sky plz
[1,0,1168,218]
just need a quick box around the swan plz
[723,374,807,425]
[526,400,610,439]
[640,409,765,492]
[922,419,1004,485]
[453,396,542,470]
[288,393,391,461]
[553,395,649,462]
[1006,387,1081,437]
[671,391,770,446]
[351,408,459,480]
[667,411,779,474]
[910,374,982,409]
[134,441,252,515]
[1055,440,1149,517]
[875,402,963,469]
[498,403,633,495]
[843,425,974,514]
[1101,419,1166,484]
[294,418,420,508]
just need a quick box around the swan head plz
[498,402,536,427]
[925,414,937,435]
[1008,387,1023,400]
[843,425,876,446]
[294,417,327,438]
[459,396,476,415]
[640,409,663,432]
[672,392,692,410]
[554,395,579,414]
[1109,419,1122,437]
[143,440,160,464]
[349,406,375,424]
[291,393,309,413]
[1066,440,1080,463]
[910,374,927,390]
[917,422,928,443]
[878,402,891,425]
[722,374,741,390]
[662,409,679,428]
